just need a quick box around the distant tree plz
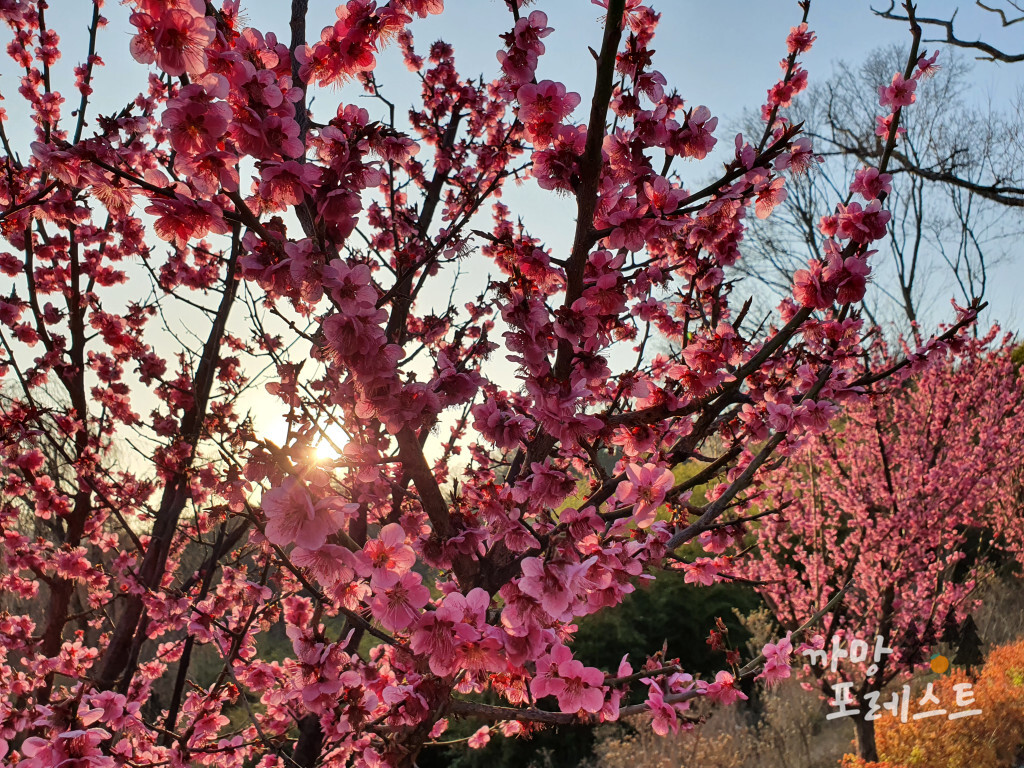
[740,330,1024,761]
[876,0,1024,65]
[952,614,985,672]
[736,44,1024,332]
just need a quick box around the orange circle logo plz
[930,654,950,674]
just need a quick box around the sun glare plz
[314,439,338,462]
[310,422,350,464]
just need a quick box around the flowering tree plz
[0,1,979,767]
[741,330,1024,761]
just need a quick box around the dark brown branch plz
[553,0,626,381]
[73,2,102,144]
[874,0,1024,62]
[95,227,243,691]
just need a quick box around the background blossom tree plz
[741,330,1024,761]
[0,1,984,767]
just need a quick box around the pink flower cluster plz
[497,10,552,85]
[0,1,967,766]
[791,51,939,311]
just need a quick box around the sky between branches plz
[4,0,1021,447]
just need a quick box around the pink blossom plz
[793,260,836,309]
[398,0,444,18]
[176,151,239,196]
[667,105,718,159]
[497,10,552,84]
[369,570,430,631]
[532,124,586,193]
[517,80,581,146]
[472,399,535,450]
[705,670,747,705]
[795,399,838,434]
[428,718,449,739]
[555,657,606,713]
[755,176,787,219]
[262,478,346,550]
[410,590,485,676]
[757,632,793,687]
[683,557,719,586]
[759,658,791,687]
[163,84,231,155]
[786,22,816,54]
[296,2,383,87]
[915,50,940,79]
[146,196,231,248]
[879,72,917,109]
[322,260,378,311]
[467,726,491,749]
[775,138,820,174]
[292,543,361,586]
[530,643,572,700]
[21,728,113,768]
[698,528,734,554]
[825,253,871,305]
[517,557,589,620]
[604,202,654,252]
[364,523,416,577]
[322,307,389,359]
[130,8,216,77]
[645,682,678,735]
[615,463,674,528]
[259,161,321,206]
[850,167,892,201]
[875,112,906,139]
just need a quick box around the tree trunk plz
[854,713,878,762]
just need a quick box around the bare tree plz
[876,0,1024,63]
[735,46,1023,333]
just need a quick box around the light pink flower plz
[615,463,674,527]
[291,543,360,586]
[792,260,836,310]
[259,161,320,206]
[755,176,787,219]
[879,72,917,109]
[467,726,491,749]
[849,167,892,201]
[163,84,231,155]
[757,632,793,687]
[786,22,816,54]
[364,523,416,577]
[21,728,113,768]
[262,478,346,550]
[530,643,572,700]
[428,718,449,739]
[517,557,589,620]
[516,80,581,146]
[369,570,430,631]
[323,260,378,311]
[130,8,216,77]
[705,670,747,705]
[554,657,605,713]
[644,682,678,735]
[683,557,719,586]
